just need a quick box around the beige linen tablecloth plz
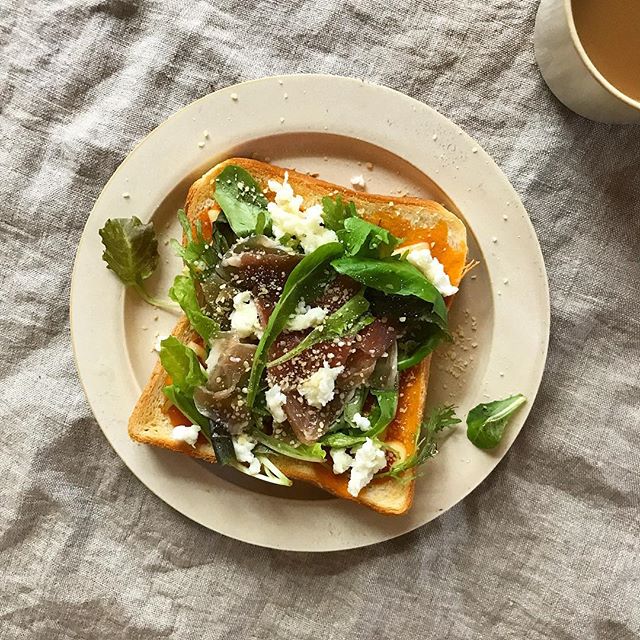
[1,1,639,638]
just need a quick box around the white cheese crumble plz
[297,363,344,408]
[232,433,261,475]
[286,300,327,331]
[265,384,287,423]
[153,333,168,353]
[170,424,201,447]
[352,412,371,431]
[230,291,262,339]
[350,174,366,190]
[394,242,458,297]
[347,438,387,497]
[267,172,338,254]
[331,448,354,475]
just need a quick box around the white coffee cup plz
[534,0,640,124]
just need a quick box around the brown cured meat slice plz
[217,248,394,442]
[339,320,396,390]
[267,333,355,443]
[226,248,360,325]
[313,275,361,313]
[281,392,346,444]
[267,319,395,443]
[193,335,256,435]
[226,251,301,324]
[268,332,355,389]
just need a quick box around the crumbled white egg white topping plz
[352,412,371,431]
[331,448,354,475]
[267,172,338,254]
[265,383,287,423]
[347,438,387,497]
[232,433,261,475]
[170,424,201,447]
[230,291,263,339]
[286,299,327,332]
[350,174,366,190]
[394,242,458,297]
[297,363,344,408]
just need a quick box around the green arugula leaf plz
[397,326,448,371]
[267,290,373,368]
[331,256,448,327]
[322,195,356,232]
[205,419,236,464]
[162,385,209,429]
[168,274,219,344]
[159,336,206,393]
[213,165,269,237]
[162,391,240,470]
[338,216,401,258]
[369,389,399,435]
[367,291,449,370]
[171,209,220,282]
[318,386,368,441]
[424,404,463,438]
[99,217,176,311]
[381,405,461,480]
[246,242,344,407]
[466,394,527,449]
[320,389,398,449]
[319,431,363,449]
[252,430,326,462]
[160,337,210,431]
[99,216,158,283]
[343,386,368,427]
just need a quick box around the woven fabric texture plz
[1,1,639,638]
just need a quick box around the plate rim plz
[71,73,550,552]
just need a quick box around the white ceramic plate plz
[71,75,549,552]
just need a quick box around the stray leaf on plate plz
[99,217,158,286]
[466,394,527,449]
[99,216,176,311]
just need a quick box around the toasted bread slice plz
[129,158,468,515]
